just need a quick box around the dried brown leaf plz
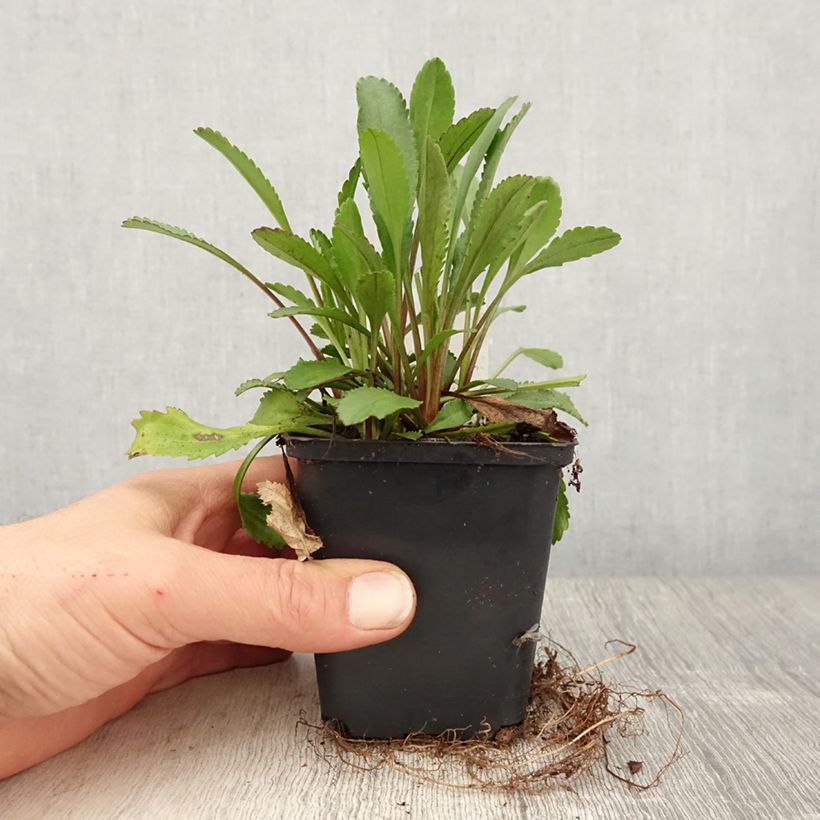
[257,480,323,561]
[464,395,576,442]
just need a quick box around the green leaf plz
[519,348,564,369]
[458,166,480,228]
[494,304,526,317]
[409,58,455,148]
[336,387,421,426]
[438,107,496,172]
[128,408,278,460]
[309,228,338,271]
[332,199,371,289]
[283,358,353,390]
[122,218,258,282]
[424,399,473,433]
[358,129,411,269]
[513,177,562,266]
[472,102,531,220]
[461,175,538,277]
[338,158,361,205]
[356,76,418,194]
[551,477,570,545]
[416,329,464,368]
[238,492,286,548]
[450,98,516,235]
[503,388,587,425]
[511,374,587,389]
[417,138,451,301]
[194,127,290,230]
[269,305,369,337]
[235,372,284,396]
[252,227,340,291]
[485,377,519,390]
[265,281,313,306]
[249,388,312,425]
[442,351,459,388]
[356,268,395,328]
[524,226,621,273]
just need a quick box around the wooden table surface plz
[2,577,818,819]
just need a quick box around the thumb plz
[160,547,416,653]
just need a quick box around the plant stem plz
[241,270,322,360]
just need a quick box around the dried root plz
[298,639,684,794]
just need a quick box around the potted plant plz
[124,58,620,739]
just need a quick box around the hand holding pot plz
[0,457,415,778]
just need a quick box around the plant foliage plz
[123,58,620,547]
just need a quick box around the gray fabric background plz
[1,0,817,574]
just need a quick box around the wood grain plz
[1,577,818,819]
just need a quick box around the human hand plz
[0,457,415,778]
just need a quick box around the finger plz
[112,455,288,537]
[159,548,416,653]
[222,527,298,559]
[150,642,291,692]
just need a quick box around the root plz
[297,638,684,794]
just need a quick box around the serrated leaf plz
[424,399,473,433]
[235,373,284,396]
[338,158,361,205]
[438,107,496,171]
[551,477,570,545]
[250,388,311,425]
[311,323,330,340]
[472,102,531,221]
[519,348,564,369]
[460,170,480,229]
[503,388,587,425]
[252,227,341,292]
[358,129,411,270]
[451,98,516,236]
[128,407,277,460]
[269,305,369,336]
[524,226,621,273]
[513,177,562,267]
[122,218,257,283]
[461,175,537,277]
[332,199,370,290]
[485,377,519,390]
[356,268,395,328]
[309,228,337,270]
[417,138,451,303]
[356,76,418,194]
[194,127,290,230]
[283,358,353,390]
[238,492,286,548]
[336,387,421,426]
[265,281,313,306]
[409,58,455,149]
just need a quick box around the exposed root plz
[298,639,684,794]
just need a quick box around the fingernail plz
[347,571,414,630]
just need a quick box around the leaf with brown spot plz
[463,395,576,442]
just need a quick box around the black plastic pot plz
[283,435,576,739]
